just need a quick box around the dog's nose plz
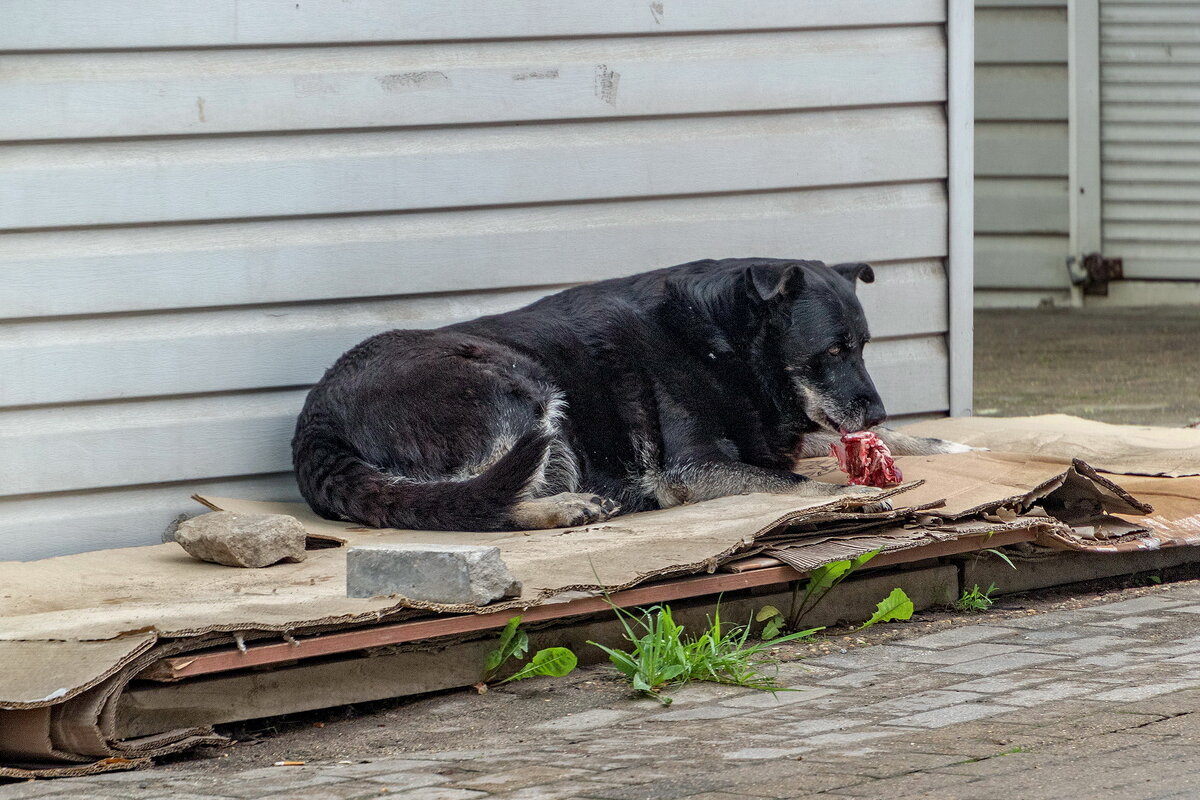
[863,399,887,430]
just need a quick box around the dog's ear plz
[745,262,805,303]
[832,262,875,291]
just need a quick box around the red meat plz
[829,431,903,487]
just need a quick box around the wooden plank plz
[0,474,299,562]
[0,0,946,51]
[0,182,948,319]
[976,7,1068,64]
[974,233,1072,289]
[976,178,1070,234]
[976,122,1069,177]
[144,530,1034,683]
[0,335,949,497]
[0,106,948,229]
[0,29,946,140]
[975,65,1069,121]
[0,260,950,407]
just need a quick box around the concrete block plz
[346,543,521,604]
[174,511,306,568]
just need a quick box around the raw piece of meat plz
[830,431,903,487]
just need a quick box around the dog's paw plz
[835,485,893,513]
[511,493,621,529]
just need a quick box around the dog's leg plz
[509,493,622,529]
[795,427,973,458]
[657,461,889,512]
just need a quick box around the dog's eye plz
[827,346,842,356]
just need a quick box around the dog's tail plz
[292,417,551,531]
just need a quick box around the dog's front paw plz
[836,484,893,514]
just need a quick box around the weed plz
[955,583,999,613]
[786,550,880,631]
[479,616,578,689]
[983,547,1017,570]
[860,587,914,629]
[589,602,820,704]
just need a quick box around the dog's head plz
[745,260,887,433]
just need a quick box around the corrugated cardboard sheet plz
[2,415,1199,776]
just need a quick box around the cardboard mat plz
[2,415,1200,776]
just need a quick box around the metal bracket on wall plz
[1070,252,1124,296]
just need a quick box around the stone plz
[174,511,307,568]
[345,543,521,604]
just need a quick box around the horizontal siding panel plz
[976,122,1068,176]
[1102,24,1200,44]
[0,182,947,319]
[0,106,947,229]
[975,65,1068,121]
[0,0,946,51]
[1104,221,1200,242]
[1104,121,1200,143]
[1104,141,1200,162]
[1104,256,1200,280]
[1105,200,1200,221]
[975,234,1071,289]
[1104,163,1200,182]
[0,475,299,563]
[976,0,1066,6]
[0,28,946,140]
[975,8,1068,64]
[1103,102,1200,123]
[976,178,1069,233]
[0,334,949,497]
[1102,4,1200,26]
[864,336,950,419]
[1104,63,1200,83]
[1103,43,1200,63]
[1104,181,1200,202]
[3,259,947,407]
[1104,84,1200,104]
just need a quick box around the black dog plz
[292,258,967,531]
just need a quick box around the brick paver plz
[8,581,1200,800]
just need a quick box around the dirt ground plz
[974,307,1200,427]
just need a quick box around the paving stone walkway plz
[9,583,1200,800]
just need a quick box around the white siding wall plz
[0,1,957,560]
[1101,0,1200,281]
[974,0,1072,304]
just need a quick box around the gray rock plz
[346,543,522,605]
[175,511,307,568]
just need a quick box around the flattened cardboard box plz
[2,415,1200,776]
